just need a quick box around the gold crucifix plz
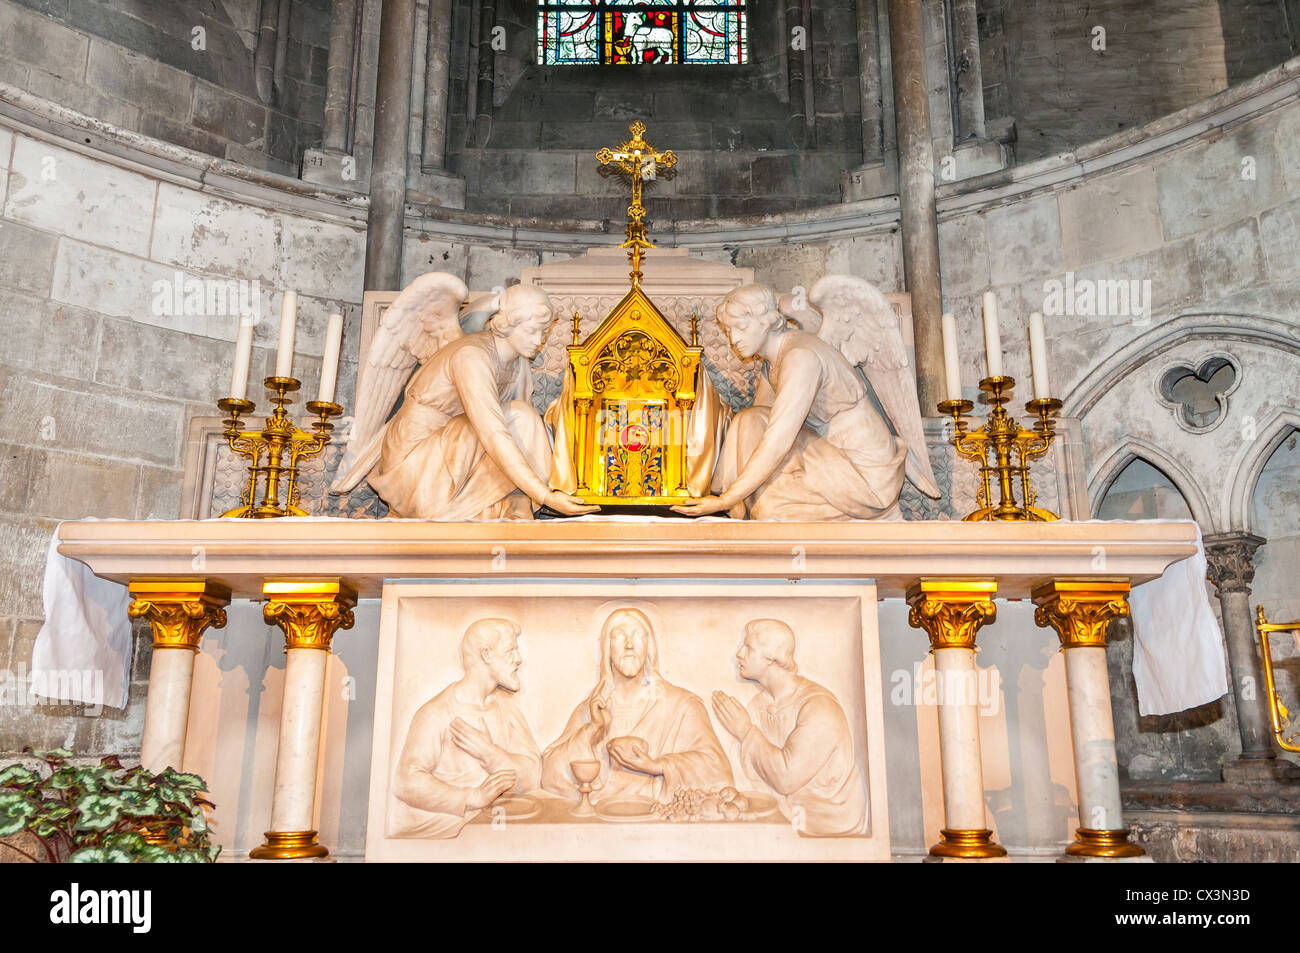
[596,121,677,286]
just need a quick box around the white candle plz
[275,291,297,379]
[1028,311,1051,400]
[318,312,344,404]
[941,312,962,403]
[981,290,1003,378]
[229,317,255,400]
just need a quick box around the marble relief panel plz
[365,581,889,861]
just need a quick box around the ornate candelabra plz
[216,377,342,518]
[938,375,1063,521]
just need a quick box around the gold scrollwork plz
[262,581,357,652]
[591,330,681,397]
[1032,580,1131,649]
[127,579,231,650]
[906,580,998,651]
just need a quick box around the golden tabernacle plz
[546,122,727,507]
[554,287,706,506]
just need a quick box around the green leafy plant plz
[0,748,220,863]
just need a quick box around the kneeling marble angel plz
[333,274,595,520]
[674,277,939,521]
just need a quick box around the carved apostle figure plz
[712,619,868,836]
[391,618,543,838]
[542,608,732,804]
[673,279,939,521]
[333,275,596,520]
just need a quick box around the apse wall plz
[1,55,1299,793]
[0,0,340,177]
[0,82,367,753]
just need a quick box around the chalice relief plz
[713,620,868,837]
[673,277,940,521]
[542,608,733,807]
[390,618,543,839]
[333,274,596,520]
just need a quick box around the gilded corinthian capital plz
[262,581,357,651]
[906,580,998,650]
[1031,580,1131,649]
[127,579,231,650]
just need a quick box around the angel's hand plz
[543,490,600,517]
[670,495,730,517]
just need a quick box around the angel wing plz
[807,274,941,499]
[331,272,470,493]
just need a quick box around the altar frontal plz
[366,582,888,862]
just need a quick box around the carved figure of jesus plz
[542,608,732,804]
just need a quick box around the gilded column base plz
[249,830,329,860]
[140,822,173,846]
[1066,828,1145,858]
[928,828,1007,859]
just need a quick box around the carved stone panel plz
[365,581,889,861]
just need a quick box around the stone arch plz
[1088,439,1213,528]
[1224,409,1300,534]
[1062,313,1300,420]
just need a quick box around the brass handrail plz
[1256,606,1300,753]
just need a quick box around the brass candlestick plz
[1255,606,1300,752]
[938,375,1063,521]
[216,377,342,518]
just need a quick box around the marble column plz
[887,0,945,411]
[1204,532,1298,781]
[1032,580,1144,858]
[907,579,1006,859]
[250,580,356,860]
[127,579,230,774]
[364,0,416,292]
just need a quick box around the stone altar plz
[55,517,1198,861]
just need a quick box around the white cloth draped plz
[1126,521,1229,716]
[31,525,132,710]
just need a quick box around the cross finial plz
[596,121,678,287]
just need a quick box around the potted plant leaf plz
[0,748,220,863]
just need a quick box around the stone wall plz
[935,58,1300,780]
[444,0,866,220]
[0,0,333,175]
[990,0,1296,163]
[0,84,366,757]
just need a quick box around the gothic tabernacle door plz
[549,284,718,506]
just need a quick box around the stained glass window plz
[537,1,747,65]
